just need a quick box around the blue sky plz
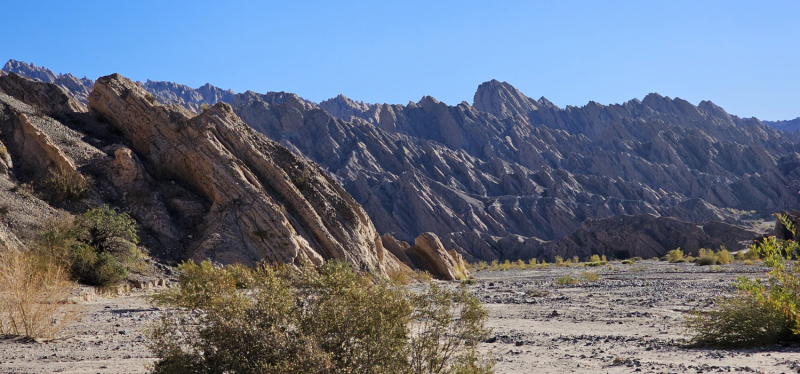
[5,1,799,120]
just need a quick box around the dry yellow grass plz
[0,250,80,338]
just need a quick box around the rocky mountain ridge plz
[0,70,470,279]
[5,59,796,262]
[764,117,800,133]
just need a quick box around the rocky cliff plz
[6,59,798,262]
[0,71,477,280]
[88,74,404,272]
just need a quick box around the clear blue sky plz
[5,1,799,120]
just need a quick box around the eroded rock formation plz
[89,74,404,273]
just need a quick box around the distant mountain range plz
[4,59,798,261]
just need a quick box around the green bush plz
[686,295,794,348]
[150,261,493,374]
[35,206,143,286]
[666,248,685,263]
[687,236,800,347]
[695,249,717,266]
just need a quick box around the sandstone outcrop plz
[409,232,469,280]
[380,233,470,280]
[2,60,93,106]
[0,72,86,113]
[89,73,403,273]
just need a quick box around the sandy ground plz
[2,260,799,373]
[0,290,162,374]
[473,261,800,373]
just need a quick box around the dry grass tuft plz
[44,167,91,202]
[0,250,80,338]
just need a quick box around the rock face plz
[472,79,538,119]
[1,60,237,114]
[233,82,799,259]
[380,232,470,280]
[88,73,403,273]
[442,214,759,262]
[7,59,798,264]
[409,232,470,280]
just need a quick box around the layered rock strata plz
[89,73,405,273]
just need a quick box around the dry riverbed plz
[472,260,800,373]
[2,260,800,373]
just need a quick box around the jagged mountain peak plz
[473,79,538,118]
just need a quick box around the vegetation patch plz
[35,206,145,286]
[687,235,800,347]
[0,249,80,338]
[149,261,493,374]
[44,167,91,202]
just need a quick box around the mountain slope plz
[6,60,797,262]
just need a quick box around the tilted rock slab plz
[89,73,404,273]
[381,232,470,280]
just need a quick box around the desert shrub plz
[572,256,579,264]
[687,236,800,347]
[687,295,794,348]
[35,206,144,286]
[554,256,564,266]
[695,248,717,266]
[411,270,434,283]
[489,260,499,271]
[743,259,754,266]
[556,275,579,285]
[666,248,685,263]
[514,259,526,269]
[0,249,79,338]
[717,249,734,265]
[498,260,511,271]
[588,254,601,263]
[581,271,599,282]
[620,259,634,265]
[695,248,734,266]
[44,167,91,202]
[145,93,156,104]
[775,212,797,236]
[150,261,493,374]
